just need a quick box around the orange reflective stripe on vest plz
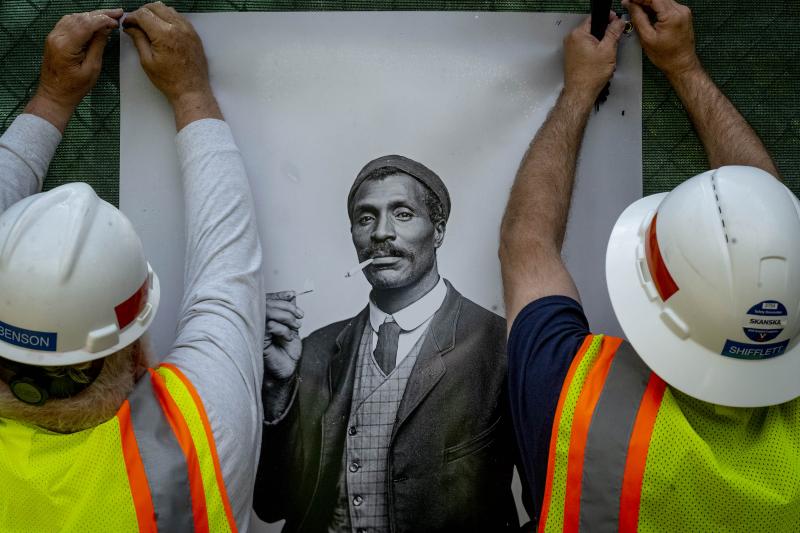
[538,336,800,532]
[0,364,235,532]
[150,368,211,532]
[119,399,158,533]
[122,365,237,532]
[618,372,666,532]
[562,335,621,532]
[539,336,665,533]
[160,362,238,531]
[538,334,595,533]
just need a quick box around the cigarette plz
[345,258,374,278]
[296,279,315,296]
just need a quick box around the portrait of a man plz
[254,155,528,532]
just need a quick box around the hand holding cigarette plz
[263,291,304,381]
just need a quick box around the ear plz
[434,220,446,249]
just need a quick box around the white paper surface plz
[120,12,641,530]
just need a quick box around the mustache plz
[359,243,414,261]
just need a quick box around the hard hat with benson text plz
[0,183,159,366]
[606,166,800,407]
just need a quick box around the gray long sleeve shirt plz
[0,113,265,531]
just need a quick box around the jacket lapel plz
[393,281,461,435]
[321,307,369,456]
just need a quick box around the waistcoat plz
[328,323,425,531]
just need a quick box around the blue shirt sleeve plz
[507,295,590,524]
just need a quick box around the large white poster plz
[120,12,641,530]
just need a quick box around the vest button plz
[353,495,363,506]
[349,461,360,473]
[348,426,358,436]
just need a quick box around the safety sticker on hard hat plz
[742,300,787,343]
[721,339,789,360]
[0,320,57,351]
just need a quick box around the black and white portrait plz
[257,155,522,530]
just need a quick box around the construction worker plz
[0,4,264,531]
[500,0,799,530]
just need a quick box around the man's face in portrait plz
[350,172,445,290]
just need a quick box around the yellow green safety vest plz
[539,334,800,533]
[0,363,238,533]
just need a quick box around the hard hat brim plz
[606,194,800,407]
[0,269,161,367]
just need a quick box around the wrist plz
[560,86,597,115]
[169,88,223,131]
[23,91,77,133]
[662,55,703,83]
[264,369,297,389]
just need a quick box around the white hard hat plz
[606,166,800,407]
[0,183,160,366]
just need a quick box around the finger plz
[57,12,120,49]
[84,26,113,68]
[267,321,296,343]
[266,298,304,319]
[123,7,171,40]
[87,8,124,21]
[579,15,592,34]
[266,290,297,303]
[644,0,680,22]
[626,1,657,41]
[601,16,627,47]
[145,1,183,24]
[265,308,302,330]
[123,26,153,64]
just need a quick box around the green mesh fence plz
[1,0,798,206]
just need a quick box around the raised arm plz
[124,0,263,403]
[0,9,120,212]
[499,15,626,329]
[123,4,264,524]
[624,0,779,177]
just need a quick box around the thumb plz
[84,27,112,68]
[124,26,153,65]
[600,17,627,49]
[626,1,657,42]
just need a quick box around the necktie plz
[374,317,401,375]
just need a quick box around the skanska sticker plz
[742,300,787,343]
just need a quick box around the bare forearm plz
[499,14,623,324]
[501,89,594,254]
[499,89,591,321]
[669,65,779,178]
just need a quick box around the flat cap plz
[347,155,451,222]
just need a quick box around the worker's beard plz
[0,338,153,434]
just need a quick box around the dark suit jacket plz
[254,280,528,532]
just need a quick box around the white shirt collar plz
[369,277,447,333]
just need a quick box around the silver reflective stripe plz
[579,341,651,532]
[129,371,196,532]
